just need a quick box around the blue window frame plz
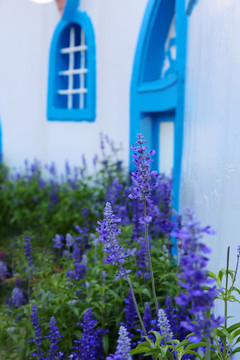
[47,0,96,122]
[186,0,198,15]
[130,0,187,213]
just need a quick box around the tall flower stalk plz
[174,209,223,358]
[97,202,146,337]
[129,133,159,314]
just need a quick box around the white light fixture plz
[29,0,54,4]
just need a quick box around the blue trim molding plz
[186,0,198,15]
[130,0,188,217]
[47,0,96,122]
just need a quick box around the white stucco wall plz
[181,0,240,321]
[0,0,148,172]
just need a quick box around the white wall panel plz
[0,0,148,172]
[181,0,240,324]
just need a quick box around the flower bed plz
[0,134,239,359]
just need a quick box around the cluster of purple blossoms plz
[11,286,25,308]
[0,260,8,280]
[45,316,63,360]
[30,304,44,359]
[174,209,223,342]
[24,235,34,268]
[140,302,154,341]
[96,202,130,280]
[122,289,138,340]
[106,326,132,360]
[52,234,64,250]
[129,133,159,202]
[71,308,103,360]
[158,308,173,341]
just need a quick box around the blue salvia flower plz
[96,202,130,280]
[11,287,25,308]
[30,304,44,358]
[129,133,159,202]
[158,308,173,340]
[72,308,103,360]
[52,234,64,250]
[0,260,8,280]
[45,316,63,360]
[24,235,34,268]
[66,233,74,248]
[106,326,132,360]
[174,209,223,342]
[143,302,152,337]
[123,289,138,338]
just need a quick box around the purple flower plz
[66,233,74,248]
[65,160,71,177]
[237,245,240,257]
[11,287,25,308]
[52,234,64,250]
[123,289,138,338]
[24,235,34,268]
[96,202,130,280]
[0,261,8,280]
[45,316,62,360]
[158,308,173,340]
[174,209,223,342]
[129,133,159,201]
[73,308,103,360]
[30,304,44,358]
[107,326,132,360]
[135,237,150,279]
[142,302,152,337]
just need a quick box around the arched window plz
[130,0,187,211]
[47,0,96,121]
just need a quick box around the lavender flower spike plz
[30,304,44,358]
[97,203,147,337]
[46,316,62,360]
[129,133,159,201]
[158,308,173,340]
[24,235,34,268]
[106,326,132,360]
[96,202,130,280]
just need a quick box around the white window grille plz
[161,15,176,78]
[58,26,88,109]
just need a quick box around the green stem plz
[143,197,159,314]
[224,246,230,359]
[205,337,211,360]
[125,273,147,337]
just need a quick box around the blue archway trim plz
[47,1,96,122]
[130,0,188,255]
[63,0,79,20]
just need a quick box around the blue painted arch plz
[130,0,188,214]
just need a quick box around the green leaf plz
[130,341,151,355]
[183,350,202,359]
[229,346,240,356]
[149,330,162,342]
[228,322,240,333]
[141,288,152,299]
